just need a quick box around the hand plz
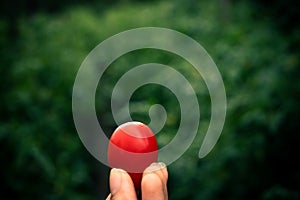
[106,162,168,200]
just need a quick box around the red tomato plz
[108,121,158,191]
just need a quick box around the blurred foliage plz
[0,0,299,199]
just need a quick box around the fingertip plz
[142,162,168,200]
[157,162,168,181]
[144,162,165,173]
[142,172,164,199]
[105,193,111,200]
[109,168,137,199]
[110,168,126,194]
[143,162,168,183]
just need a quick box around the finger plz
[144,162,168,186]
[107,168,138,200]
[105,193,111,200]
[142,162,168,200]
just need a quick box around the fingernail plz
[158,162,166,169]
[144,162,166,173]
[110,168,126,194]
[112,168,127,173]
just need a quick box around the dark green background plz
[1,0,299,199]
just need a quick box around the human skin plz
[106,162,168,200]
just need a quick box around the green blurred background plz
[1,0,299,199]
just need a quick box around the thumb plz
[106,168,137,200]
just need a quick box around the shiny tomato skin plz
[108,121,158,190]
